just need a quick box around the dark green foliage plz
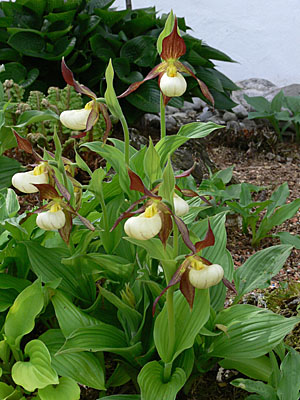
[0,0,238,121]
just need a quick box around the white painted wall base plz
[113,0,300,86]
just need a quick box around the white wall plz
[113,0,300,86]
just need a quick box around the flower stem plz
[160,92,166,139]
[163,286,175,382]
[173,221,178,259]
[120,115,130,165]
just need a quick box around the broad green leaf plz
[8,31,46,57]
[40,329,105,390]
[244,95,272,113]
[0,156,22,190]
[275,231,300,249]
[38,377,80,400]
[81,142,130,196]
[105,59,124,120]
[57,324,143,364]
[234,245,292,299]
[266,182,289,217]
[256,199,300,244]
[0,382,23,399]
[51,291,101,337]
[143,138,162,185]
[74,148,92,177]
[231,378,277,400]
[155,122,221,166]
[12,340,58,392]
[138,361,186,400]
[100,396,140,400]
[277,348,300,400]
[126,80,160,113]
[23,241,92,301]
[4,279,44,348]
[271,90,284,112]
[124,237,173,260]
[5,188,20,217]
[154,289,210,363]
[219,355,272,382]
[15,110,59,127]
[210,305,300,359]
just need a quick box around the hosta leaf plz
[210,305,300,360]
[51,291,101,337]
[138,361,186,400]
[12,340,58,392]
[154,289,210,363]
[4,279,44,348]
[277,348,300,400]
[234,245,292,299]
[40,329,105,390]
[38,377,80,400]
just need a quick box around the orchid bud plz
[36,204,66,231]
[124,204,162,240]
[174,193,189,217]
[189,260,224,289]
[160,71,187,97]
[60,101,93,130]
[12,164,48,193]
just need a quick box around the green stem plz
[98,181,109,234]
[160,93,166,139]
[120,115,130,166]
[173,222,178,259]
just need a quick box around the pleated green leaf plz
[231,378,276,400]
[38,377,80,400]
[154,289,210,363]
[12,340,58,392]
[138,361,186,400]
[210,305,300,360]
[277,348,300,400]
[4,279,44,348]
[40,329,105,390]
[234,244,292,299]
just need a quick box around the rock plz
[232,104,248,118]
[180,100,196,111]
[264,84,300,102]
[165,105,178,114]
[209,115,225,125]
[231,78,278,111]
[143,113,160,129]
[223,111,237,122]
[172,112,190,122]
[192,97,206,110]
[226,120,240,133]
[239,118,257,131]
[198,107,213,122]
[165,115,177,131]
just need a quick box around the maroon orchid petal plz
[110,196,147,231]
[99,103,112,143]
[175,61,214,106]
[12,129,43,161]
[222,277,237,293]
[195,221,215,253]
[33,184,60,200]
[160,18,186,60]
[180,269,195,309]
[53,175,71,202]
[58,210,73,244]
[85,106,99,132]
[158,212,173,248]
[175,163,196,179]
[61,58,96,99]
[75,212,95,231]
[198,255,212,266]
[174,215,196,253]
[128,169,161,199]
[117,63,166,98]
[152,259,190,315]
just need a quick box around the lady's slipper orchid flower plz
[60,58,111,141]
[173,193,189,217]
[36,203,66,231]
[118,18,214,106]
[153,222,226,312]
[12,163,48,193]
[124,203,162,240]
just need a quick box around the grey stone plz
[226,120,240,132]
[264,84,300,102]
[209,115,225,125]
[266,152,276,160]
[192,97,206,110]
[239,119,257,131]
[198,107,213,122]
[232,104,248,118]
[144,113,160,129]
[165,115,177,131]
[180,101,195,111]
[223,111,238,122]
[165,105,178,114]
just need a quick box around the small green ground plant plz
[0,12,299,400]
